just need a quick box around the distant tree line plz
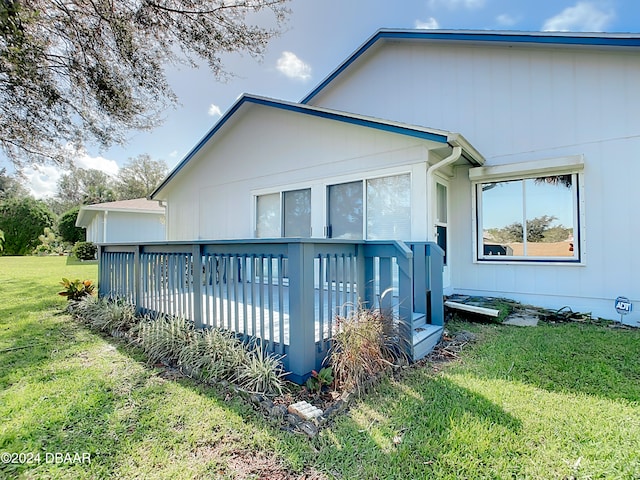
[0,154,167,255]
[486,215,572,244]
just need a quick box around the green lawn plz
[1,256,639,479]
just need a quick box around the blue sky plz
[15,0,640,198]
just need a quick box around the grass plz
[1,256,639,479]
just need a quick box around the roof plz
[150,94,484,199]
[76,198,165,227]
[301,29,640,104]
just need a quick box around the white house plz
[150,29,640,325]
[76,198,166,243]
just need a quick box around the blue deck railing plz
[98,239,443,383]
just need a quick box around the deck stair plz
[411,312,443,360]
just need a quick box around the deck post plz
[191,244,203,329]
[410,243,428,315]
[286,241,316,383]
[426,243,444,326]
[134,245,142,314]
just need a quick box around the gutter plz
[426,145,462,242]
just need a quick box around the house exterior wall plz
[161,104,439,242]
[85,212,165,243]
[308,40,640,323]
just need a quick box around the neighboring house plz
[76,198,166,243]
[148,29,640,325]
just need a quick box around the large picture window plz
[477,174,580,261]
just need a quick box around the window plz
[476,173,580,261]
[256,188,311,238]
[367,174,411,240]
[326,173,411,240]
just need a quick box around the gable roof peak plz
[302,28,640,104]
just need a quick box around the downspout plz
[425,145,462,242]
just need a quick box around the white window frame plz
[470,155,585,264]
[254,187,312,238]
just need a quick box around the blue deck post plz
[410,243,428,315]
[134,245,142,314]
[286,241,317,383]
[191,244,203,329]
[426,243,444,326]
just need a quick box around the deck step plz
[411,323,443,361]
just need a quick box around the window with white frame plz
[476,173,580,261]
[326,173,411,240]
[255,188,311,238]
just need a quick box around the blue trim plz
[151,95,449,198]
[302,29,640,104]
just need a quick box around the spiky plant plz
[138,314,194,365]
[178,328,246,382]
[234,343,286,396]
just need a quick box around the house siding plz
[161,104,441,242]
[308,40,640,323]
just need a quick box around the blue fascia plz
[150,95,450,199]
[301,29,640,104]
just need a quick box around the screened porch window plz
[256,189,311,238]
[477,174,579,261]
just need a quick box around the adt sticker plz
[615,296,632,315]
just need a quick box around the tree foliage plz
[0,168,28,199]
[487,215,572,244]
[0,196,55,255]
[54,167,115,211]
[115,154,168,200]
[0,0,289,168]
[58,206,85,243]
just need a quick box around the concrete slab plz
[503,315,539,327]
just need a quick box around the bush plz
[178,328,246,382]
[58,207,86,243]
[0,197,56,255]
[137,315,194,365]
[59,278,96,301]
[234,344,286,395]
[33,227,69,255]
[329,304,408,394]
[72,241,97,260]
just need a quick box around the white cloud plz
[496,13,519,27]
[169,150,179,158]
[415,17,440,29]
[23,165,62,199]
[74,151,120,176]
[427,0,484,10]
[276,51,312,81]
[23,147,119,199]
[543,2,614,32]
[208,104,222,117]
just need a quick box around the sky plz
[10,0,640,199]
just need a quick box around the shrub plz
[58,207,86,243]
[138,315,194,364]
[234,343,286,396]
[329,304,408,395]
[59,278,96,301]
[0,229,4,252]
[33,227,69,255]
[73,241,97,260]
[178,328,246,382]
[0,197,56,255]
